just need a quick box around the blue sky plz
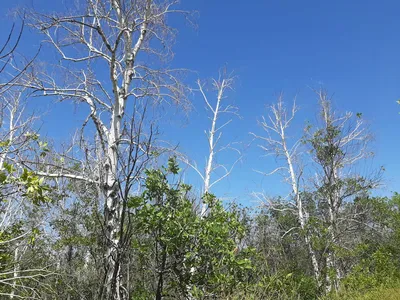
[1,0,399,205]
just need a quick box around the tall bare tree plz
[251,94,322,287]
[182,71,240,216]
[18,1,190,299]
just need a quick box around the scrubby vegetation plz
[1,1,399,299]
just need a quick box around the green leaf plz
[167,156,180,174]
[0,139,10,147]
[127,196,144,209]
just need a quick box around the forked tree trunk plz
[252,97,322,287]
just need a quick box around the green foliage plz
[307,124,344,168]
[342,248,397,292]
[331,286,400,300]
[0,139,11,148]
[19,168,52,204]
[0,223,23,269]
[192,194,254,297]
[0,161,51,205]
[338,194,400,292]
[130,158,255,299]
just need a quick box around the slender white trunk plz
[188,80,228,299]
[202,88,221,215]
[1,103,20,299]
[325,200,336,293]
[281,127,321,287]
[325,181,342,293]
[83,249,90,270]
[325,250,333,293]
[254,98,322,287]
[0,102,15,168]
[10,244,19,299]
[325,222,341,293]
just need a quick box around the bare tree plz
[251,94,322,287]
[175,71,241,299]
[0,23,23,94]
[182,70,241,216]
[0,21,54,299]
[17,1,190,299]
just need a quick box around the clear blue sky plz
[1,0,399,205]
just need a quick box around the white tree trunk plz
[252,97,322,286]
[202,90,220,215]
[283,130,321,287]
[10,244,19,299]
[198,75,237,216]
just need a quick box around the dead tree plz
[0,21,52,299]
[19,1,189,299]
[182,71,241,216]
[251,94,322,287]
